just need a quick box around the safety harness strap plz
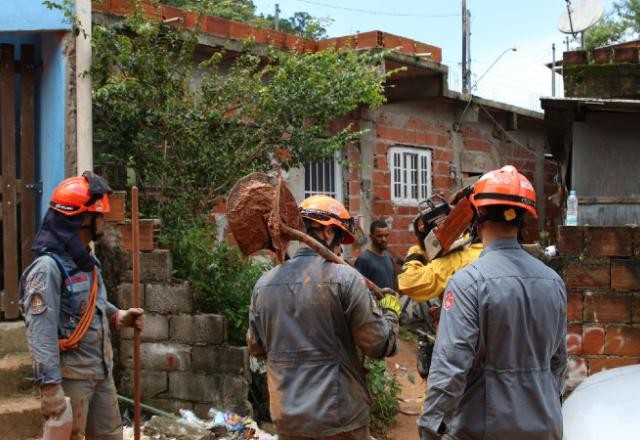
[58,266,98,352]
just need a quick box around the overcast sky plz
[252,0,615,112]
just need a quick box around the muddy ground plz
[384,337,423,440]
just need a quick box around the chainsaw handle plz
[281,224,384,299]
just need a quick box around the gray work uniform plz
[247,247,399,438]
[419,238,567,440]
[20,253,122,440]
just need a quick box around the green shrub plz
[89,5,392,346]
[160,215,268,345]
[365,358,401,434]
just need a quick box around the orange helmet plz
[470,165,537,219]
[50,173,111,216]
[300,195,356,244]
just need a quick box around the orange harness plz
[58,266,99,352]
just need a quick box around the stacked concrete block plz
[557,225,640,391]
[114,252,251,417]
[0,321,43,438]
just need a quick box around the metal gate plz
[1,43,37,320]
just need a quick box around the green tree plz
[158,0,331,38]
[258,11,332,39]
[584,0,640,48]
[161,0,257,22]
[91,8,390,341]
[585,12,627,48]
[616,0,640,33]
[92,19,387,210]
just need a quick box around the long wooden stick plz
[281,224,384,299]
[131,186,142,440]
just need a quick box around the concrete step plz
[0,353,34,397]
[0,395,43,439]
[0,321,28,356]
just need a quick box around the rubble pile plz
[123,407,277,440]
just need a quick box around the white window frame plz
[389,145,432,205]
[304,154,344,202]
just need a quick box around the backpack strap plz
[37,252,99,352]
[58,266,98,352]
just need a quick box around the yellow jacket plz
[398,243,484,303]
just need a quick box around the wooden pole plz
[131,186,141,440]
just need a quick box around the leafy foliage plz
[91,7,389,343]
[616,0,640,34]
[584,0,640,48]
[92,12,387,214]
[585,12,627,48]
[160,215,266,345]
[159,0,330,38]
[365,358,401,434]
[161,0,257,22]
[257,11,333,39]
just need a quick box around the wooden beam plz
[578,196,640,205]
[20,45,36,271]
[1,44,19,319]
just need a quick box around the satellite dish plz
[557,0,604,35]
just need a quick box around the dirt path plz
[385,337,424,440]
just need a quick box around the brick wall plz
[346,104,557,259]
[556,225,640,390]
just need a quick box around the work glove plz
[116,308,144,330]
[40,384,67,418]
[378,291,401,316]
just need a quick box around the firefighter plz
[398,194,483,303]
[397,194,483,379]
[19,172,144,440]
[418,165,567,440]
[247,195,400,440]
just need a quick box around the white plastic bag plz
[43,396,72,440]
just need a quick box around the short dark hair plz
[480,205,526,227]
[370,219,389,234]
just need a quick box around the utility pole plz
[462,0,470,94]
[551,43,556,97]
[275,3,281,31]
[466,9,471,90]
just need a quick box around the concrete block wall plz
[111,247,251,418]
[556,225,640,391]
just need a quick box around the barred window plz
[304,157,343,202]
[389,146,432,205]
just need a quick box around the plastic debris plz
[123,405,276,439]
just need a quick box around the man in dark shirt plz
[354,220,396,289]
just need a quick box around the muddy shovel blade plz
[226,173,304,258]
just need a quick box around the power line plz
[477,104,540,157]
[295,0,460,18]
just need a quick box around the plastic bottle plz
[43,397,72,440]
[566,190,578,226]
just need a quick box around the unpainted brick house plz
[285,54,559,260]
